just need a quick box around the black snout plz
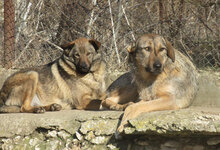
[80,62,88,69]
[153,61,162,69]
[77,62,90,74]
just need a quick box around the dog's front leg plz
[117,97,179,134]
[76,94,102,110]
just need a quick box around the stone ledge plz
[0,110,122,137]
[0,107,220,150]
[0,110,122,150]
[124,107,220,136]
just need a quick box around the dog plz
[101,72,138,111]
[0,37,106,113]
[101,34,198,135]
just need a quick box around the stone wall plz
[1,107,220,150]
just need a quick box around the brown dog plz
[0,38,106,113]
[101,34,198,135]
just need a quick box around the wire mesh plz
[0,0,219,71]
[3,0,15,69]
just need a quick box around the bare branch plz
[122,4,135,41]
[108,0,121,64]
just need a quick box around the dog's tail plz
[0,85,21,113]
[0,86,7,107]
[0,105,21,113]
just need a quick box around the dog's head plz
[128,34,175,75]
[61,38,101,74]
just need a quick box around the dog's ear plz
[127,43,136,53]
[164,38,175,62]
[89,39,101,51]
[61,41,75,56]
[127,43,136,63]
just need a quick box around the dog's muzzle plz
[145,63,162,75]
[153,62,162,70]
[77,62,90,74]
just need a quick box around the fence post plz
[3,0,15,69]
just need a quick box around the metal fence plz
[0,0,219,71]
[2,0,15,69]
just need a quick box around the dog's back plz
[171,50,198,107]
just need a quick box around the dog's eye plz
[144,47,151,51]
[160,48,166,51]
[74,53,80,58]
[87,52,91,56]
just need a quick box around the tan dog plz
[0,38,106,113]
[101,34,198,135]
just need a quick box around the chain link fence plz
[2,0,15,69]
[0,0,219,72]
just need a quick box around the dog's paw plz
[117,124,125,134]
[110,102,135,111]
[122,102,134,110]
[127,102,134,106]
[110,104,124,111]
[33,107,45,113]
[50,103,62,111]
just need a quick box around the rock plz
[61,120,81,134]
[12,136,22,145]
[1,139,13,150]
[2,139,12,144]
[192,145,204,150]
[163,140,180,148]
[134,139,149,146]
[85,131,95,141]
[29,138,41,147]
[207,137,220,145]
[90,136,109,145]
[72,139,79,145]
[1,144,13,150]
[45,139,62,150]
[57,131,71,140]
[125,107,220,136]
[80,119,118,135]
[84,131,109,145]
[107,144,117,150]
[46,130,57,138]
[75,131,83,141]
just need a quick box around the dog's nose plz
[80,62,88,69]
[78,62,90,74]
[153,62,162,69]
